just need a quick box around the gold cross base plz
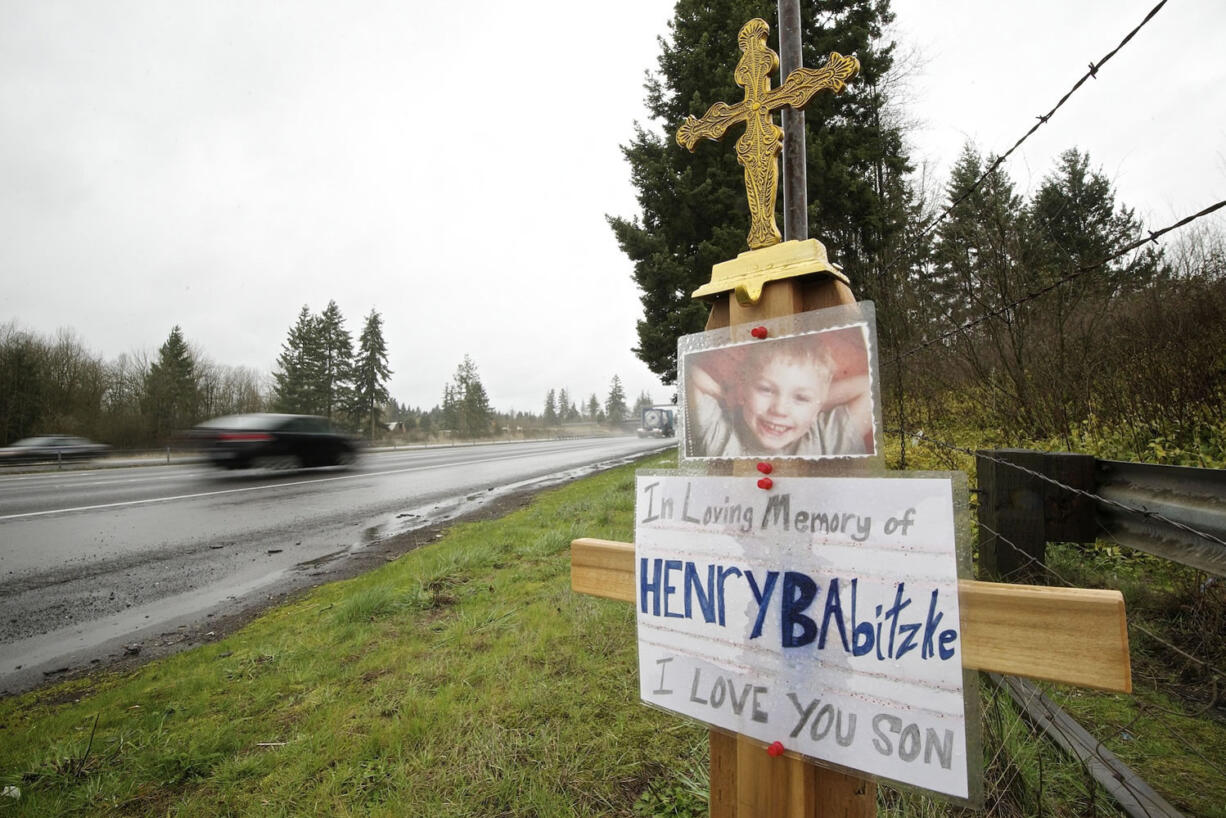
[692,239,849,307]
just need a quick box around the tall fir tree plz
[929,145,1028,330]
[543,389,558,425]
[316,300,354,423]
[605,375,628,424]
[273,306,323,414]
[445,355,493,438]
[609,0,908,383]
[1029,148,1163,298]
[441,383,458,432]
[350,309,393,440]
[144,325,198,442]
[928,144,1033,422]
[1025,148,1165,435]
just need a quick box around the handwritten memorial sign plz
[635,473,974,799]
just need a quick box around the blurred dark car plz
[190,413,361,470]
[0,435,111,464]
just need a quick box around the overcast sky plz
[3,1,1223,415]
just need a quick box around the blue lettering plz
[717,565,742,626]
[639,558,662,616]
[663,560,684,619]
[745,570,779,639]
[921,589,944,658]
[939,628,958,660]
[684,562,717,623]
[818,578,850,652]
[851,578,875,657]
[896,622,920,659]
[883,583,911,658]
[781,571,819,648]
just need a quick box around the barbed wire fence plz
[861,1,1226,813]
[866,0,1210,475]
[909,0,1173,247]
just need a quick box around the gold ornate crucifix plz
[677,18,859,251]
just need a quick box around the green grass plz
[0,452,709,817]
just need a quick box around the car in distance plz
[0,435,111,465]
[190,413,360,470]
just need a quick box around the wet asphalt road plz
[0,436,668,693]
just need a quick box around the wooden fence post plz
[976,449,1096,580]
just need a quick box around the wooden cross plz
[573,258,1131,818]
[677,18,859,251]
[572,17,1131,816]
[571,537,1131,815]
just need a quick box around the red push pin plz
[757,477,773,490]
[756,462,773,475]
[767,741,785,757]
[750,326,768,339]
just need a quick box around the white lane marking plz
[0,443,653,522]
[0,440,598,488]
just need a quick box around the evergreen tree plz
[927,144,1167,437]
[445,355,493,438]
[609,0,907,383]
[557,387,572,422]
[543,389,558,425]
[350,309,393,440]
[928,144,1033,424]
[605,375,628,424]
[273,306,323,413]
[1029,149,1163,297]
[1024,148,1165,435]
[929,145,1028,330]
[316,300,354,423]
[441,383,458,432]
[144,325,198,442]
[463,376,493,437]
[587,393,601,421]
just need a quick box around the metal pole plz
[778,0,807,241]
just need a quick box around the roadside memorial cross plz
[572,16,1132,818]
[677,18,859,250]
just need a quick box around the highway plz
[0,436,668,692]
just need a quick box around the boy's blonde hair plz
[742,334,835,383]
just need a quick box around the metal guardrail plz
[1095,459,1226,577]
[977,451,1226,578]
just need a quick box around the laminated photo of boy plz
[684,329,874,459]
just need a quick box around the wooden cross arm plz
[571,538,1132,694]
[764,52,861,111]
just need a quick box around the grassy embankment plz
[0,452,707,816]
[1,445,1223,817]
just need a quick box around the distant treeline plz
[0,303,643,449]
[0,323,266,450]
[885,150,1226,461]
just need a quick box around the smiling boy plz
[686,333,871,458]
